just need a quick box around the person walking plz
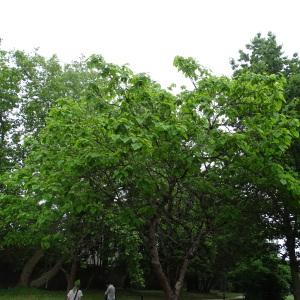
[104,283,116,300]
[67,279,83,300]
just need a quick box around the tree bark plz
[61,258,79,291]
[198,276,214,293]
[284,209,300,300]
[18,249,44,287]
[67,259,79,291]
[286,236,300,300]
[30,258,64,288]
[86,272,96,289]
[174,229,204,299]
[148,217,176,300]
[148,216,204,300]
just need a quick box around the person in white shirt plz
[104,283,116,300]
[67,279,83,300]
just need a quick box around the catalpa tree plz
[1,54,298,300]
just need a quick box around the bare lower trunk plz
[149,217,175,300]
[67,259,78,291]
[61,258,79,291]
[18,249,44,287]
[291,267,300,300]
[198,277,213,293]
[86,272,96,289]
[286,233,300,300]
[148,217,204,300]
[174,229,203,299]
[30,258,63,288]
[284,208,300,300]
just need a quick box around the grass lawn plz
[0,288,243,300]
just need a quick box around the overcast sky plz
[1,0,300,87]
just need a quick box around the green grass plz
[286,296,294,300]
[0,288,243,300]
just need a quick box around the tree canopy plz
[0,34,299,300]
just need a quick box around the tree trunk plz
[148,217,176,300]
[173,230,203,299]
[286,235,300,300]
[67,259,78,291]
[198,277,213,293]
[30,258,63,288]
[61,258,79,291]
[290,265,300,300]
[86,272,96,289]
[148,217,204,300]
[18,249,44,287]
[284,208,300,300]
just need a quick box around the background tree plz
[231,32,300,299]
[230,253,291,300]
[0,56,144,289]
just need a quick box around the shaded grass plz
[0,288,242,300]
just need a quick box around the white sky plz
[1,0,300,87]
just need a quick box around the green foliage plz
[231,32,300,300]
[0,39,299,296]
[0,49,22,174]
[230,255,291,300]
[231,32,285,75]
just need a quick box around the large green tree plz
[0,56,143,288]
[5,53,298,300]
[0,49,22,177]
[231,32,300,299]
[1,45,299,300]
[0,51,112,288]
